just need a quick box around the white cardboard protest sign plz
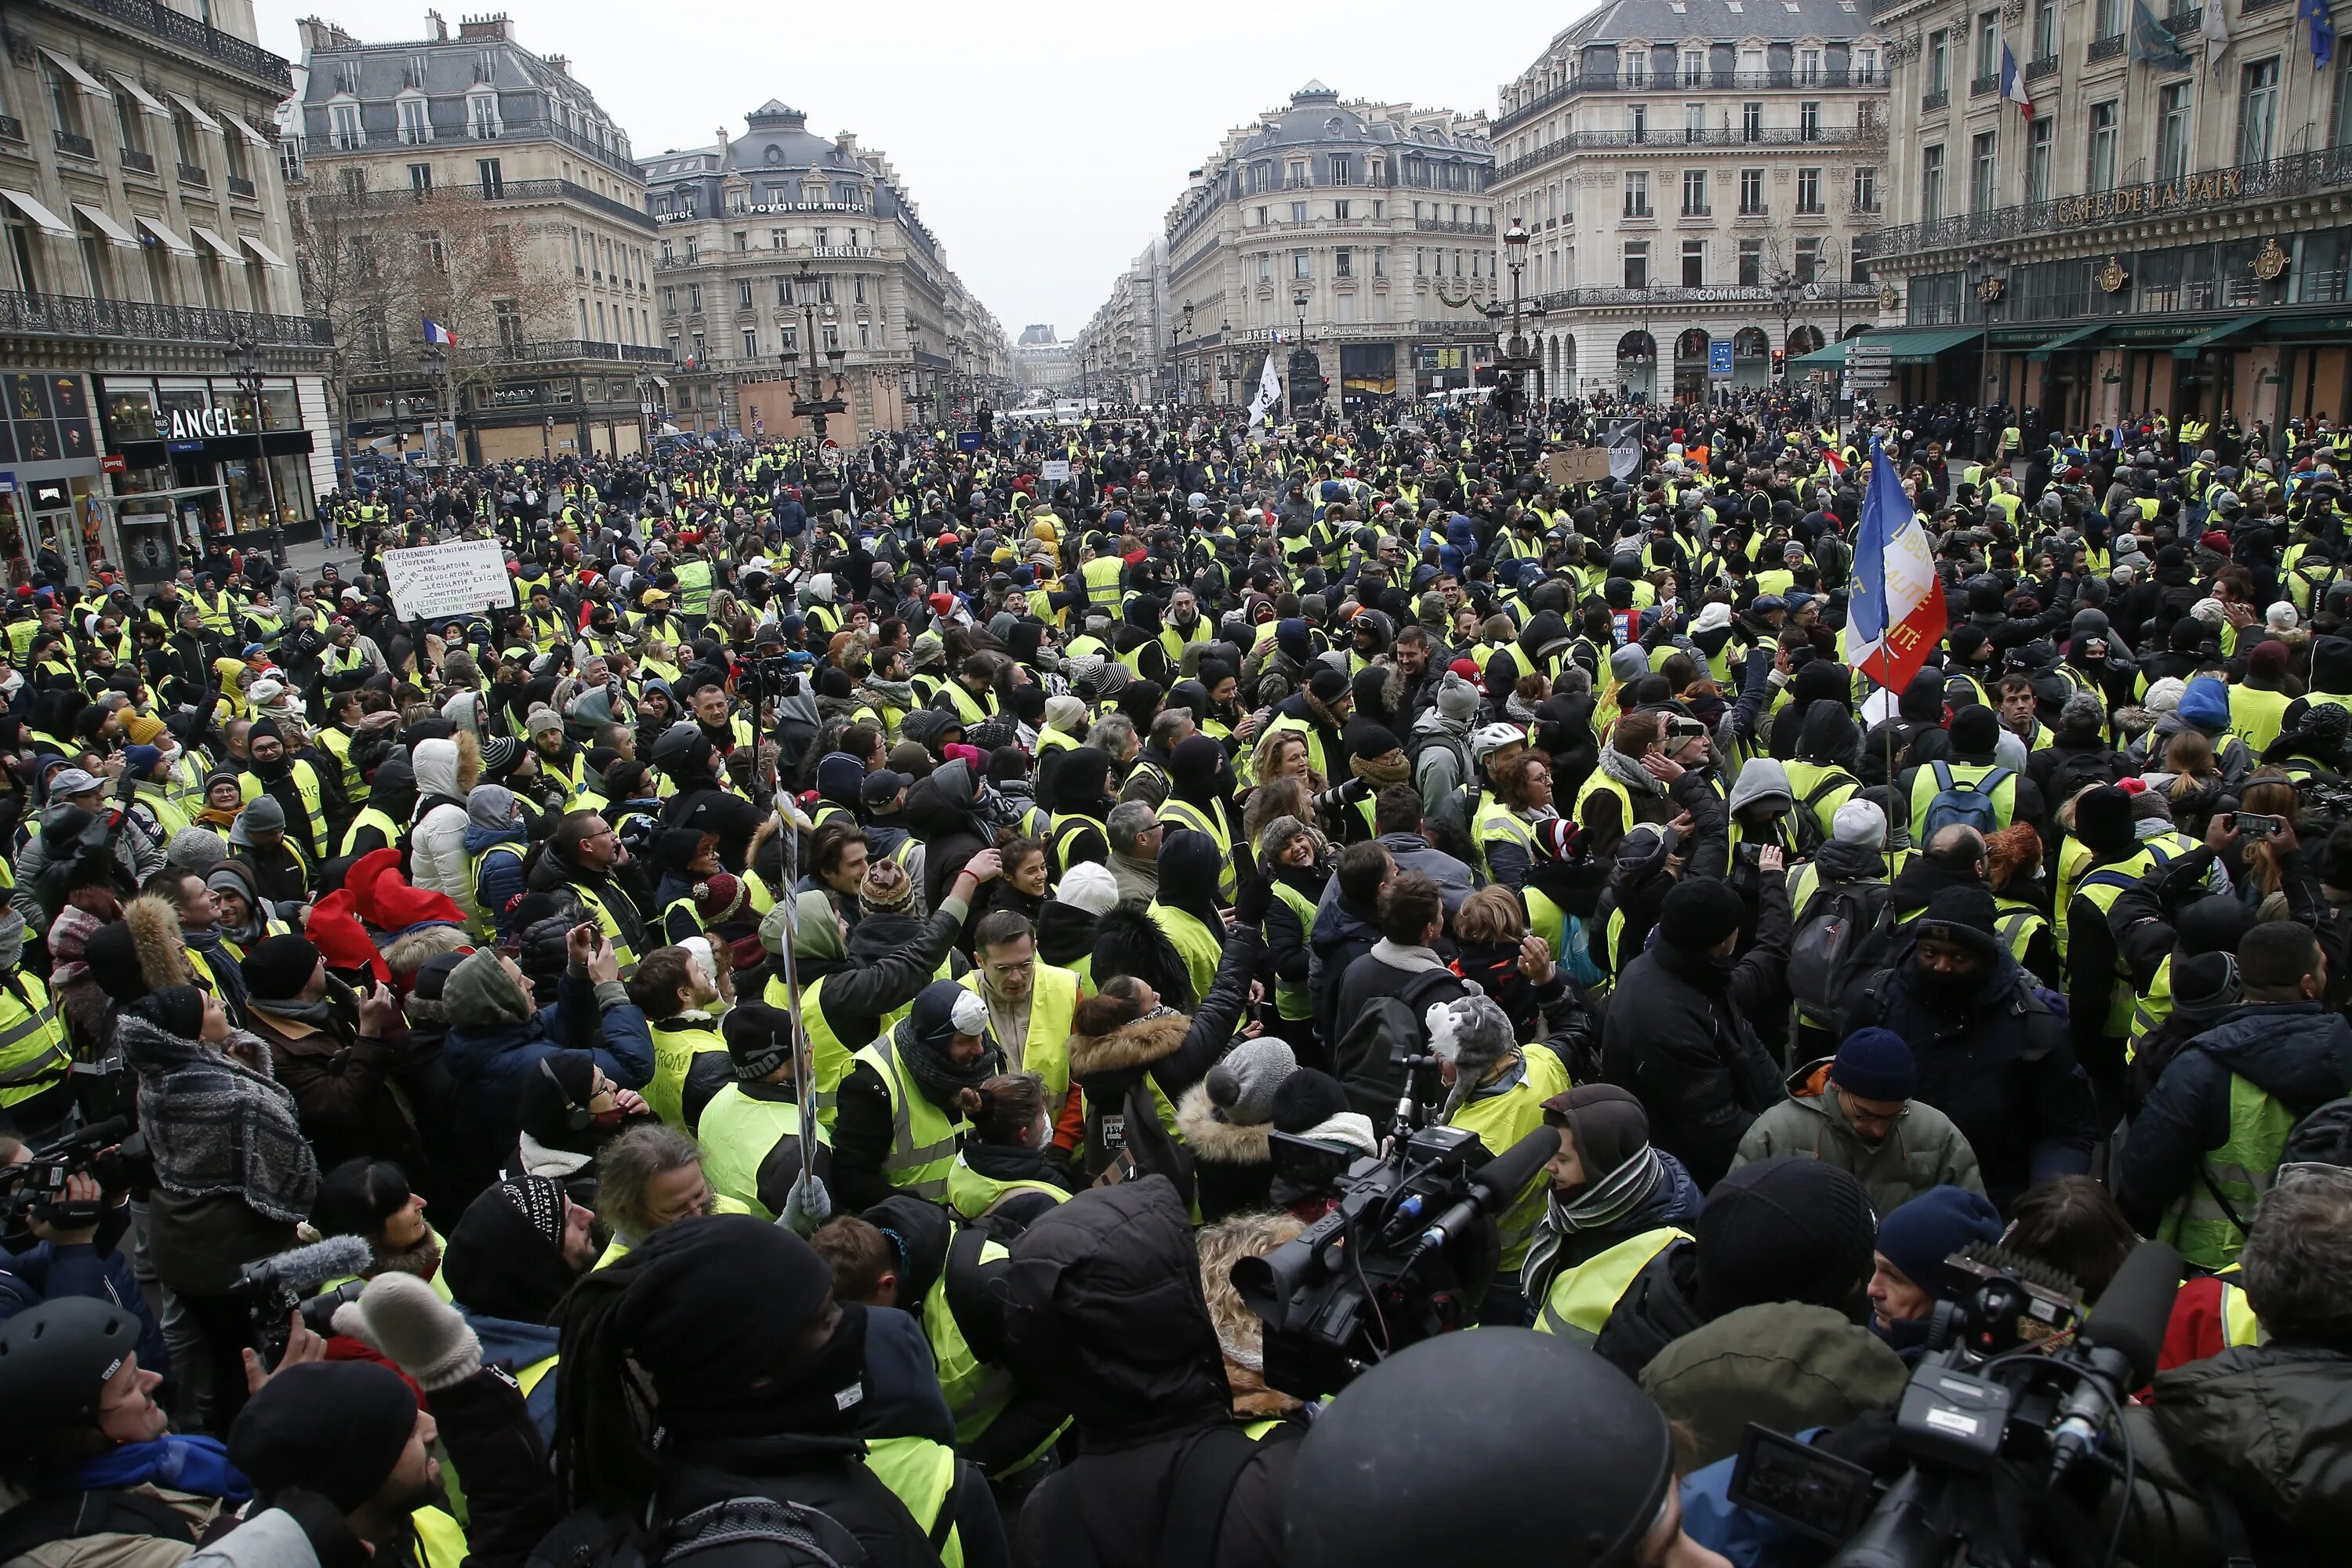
[382,539,516,622]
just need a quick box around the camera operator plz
[0,1135,165,1383]
[2111,1166,2352,1565]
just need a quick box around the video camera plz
[232,1234,372,1369]
[0,1117,131,1232]
[1728,1240,2183,1568]
[2295,775,2352,822]
[1234,1123,1556,1400]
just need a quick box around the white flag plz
[1247,351,1283,432]
[2205,0,2231,79]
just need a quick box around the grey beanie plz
[167,826,230,873]
[1256,813,1313,862]
[241,793,287,832]
[1204,1036,1298,1127]
[1435,671,1482,724]
[1428,989,1516,1119]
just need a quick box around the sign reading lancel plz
[159,406,241,441]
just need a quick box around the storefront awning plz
[220,111,274,150]
[107,71,169,116]
[189,225,246,265]
[2172,314,2269,358]
[168,94,222,136]
[71,204,140,250]
[1792,339,1850,367]
[239,234,287,269]
[38,48,111,97]
[2027,324,2107,361]
[135,215,195,256]
[0,188,73,240]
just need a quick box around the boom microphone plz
[1413,1125,1559,1259]
[2048,1240,2181,1477]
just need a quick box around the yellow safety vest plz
[572,882,640,978]
[956,963,1078,1111]
[469,841,527,938]
[341,806,403,858]
[851,1033,966,1200]
[647,1014,728,1130]
[1156,799,1237,902]
[862,1437,967,1568]
[696,1083,828,1221]
[1534,1228,1693,1344]
[240,761,329,862]
[945,1152,1069,1224]
[0,974,69,1110]
[1147,903,1222,1005]
[1444,1047,1572,1272]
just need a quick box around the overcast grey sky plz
[254,0,1575,339]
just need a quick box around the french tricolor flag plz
[1998,44,2034,119]
[1822,447,1848,477]
[1848,438,1946,691]
[423,317,458,347]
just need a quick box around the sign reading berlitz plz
[382,539,517,622]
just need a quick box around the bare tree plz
[288,184,401,444]
[384,189,572,417]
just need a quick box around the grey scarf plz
[1519,1144,1669,1303]
[1595,744,1669,797]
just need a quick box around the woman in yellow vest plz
[1430,993,1573,1323]
[944,1070,1076,1224]
[1524,1083,1704,1344]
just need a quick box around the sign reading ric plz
[381,539,517,622]
[160,406,239,441]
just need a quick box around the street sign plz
[753,417,764,435]
[1708,339,1733,379]
[1848,344,1893,364]
[957,430,982,452]
[0,473,13,495]
[1040,459,1071,485]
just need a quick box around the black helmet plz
[1285,1329,1675,1568]
[0,1298,145,1460]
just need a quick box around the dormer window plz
[467,89,500,140]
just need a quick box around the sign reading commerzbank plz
[2049,169,2249,227]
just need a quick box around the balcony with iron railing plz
[458,339,675,365]
[56,131,96,160]
[2089,34,2128,61]
[178,163,207,187]
[1922,89,1950,111]
[339,177,652,232]
[1857,144,2352,259]
[1500,121,1882,180]
[1530,281,1882,310]
[119,147,155,174]
[60,0,292,89]
[1497,64,1882,130]
[227,175,256,200]
[2025,55,2061,80]
[1415,218,1497,233]
[0,116,23,145]
[1971,71,2002,96]
[1,290,332,347]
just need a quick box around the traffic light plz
[1771,350,1785,375]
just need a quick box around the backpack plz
[1791,769,1860,855]
[1330,967,1462,1123]
[1787,882,1897,1031]
[1922,761,2013,839]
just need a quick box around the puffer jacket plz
[441,962,654,1196]
[410,736,477,924]
[1068,931,1262,1184]
[2114,1345,2352,1566]
[1728,1058,1986,1218]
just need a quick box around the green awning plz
[2172,314,2268,358]
[2028,324,2107,362]
[1797,326,1981,366]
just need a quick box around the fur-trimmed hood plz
[125,894,191,992]
[1067,1011,1191,1081]
[1174,1081,1275,1166]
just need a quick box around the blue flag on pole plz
[2303,0,2336,67]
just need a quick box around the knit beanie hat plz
[858,859,916,917]
[692,873,746,925]
[1658,877,1747,950]
[123,713,167,746]
[228,1361,418,1513]
[1044,695,1090,734]
[240,934,321,1003]
[526,705,564,738]
[1832,799,1886,846]
[1829,1026,1916,1103]
[1915,886,2004,963]
[240,794,286,833]
[1695,1156,1878,1319]
[723,1002,797,1081]
[166,826,229,873]
[1056,860,1121,915]
[1204,1037,1297,1127]
[122,744,162,781]
[1272,1067,1379,1158]
[479,735,522,776]
[1435,671,1482,724]
[1874,1185,2004,1301]
[1308,665,1350,703]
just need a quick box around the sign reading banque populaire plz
[382,539,517,622]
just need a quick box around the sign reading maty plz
[382,539,516,621]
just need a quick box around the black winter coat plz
[1600,874,1793,1190]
